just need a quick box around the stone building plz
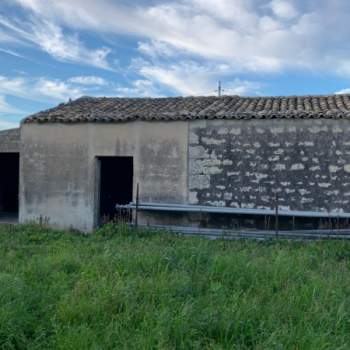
[1,94,350,231]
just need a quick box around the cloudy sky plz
[1,0,350,129]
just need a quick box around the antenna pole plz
[215,81,224,97]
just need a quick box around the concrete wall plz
[20,122,188,231]
[0,128,20,153]
[189,119,350,213]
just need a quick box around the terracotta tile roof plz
[23,94,350,124]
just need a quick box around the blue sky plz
[1,0,350,129]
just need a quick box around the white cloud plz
[0,48,24,58]
[115,79,163,97]
[68,76,107,86]
[0,96,20,130]
[0,119,19,130]
[35,78,82,101]
[0,76,29,99]
[0,95,22,115]
[0,15,112,69]
[0,74,114,128]
[270,0,298,19]
[7,0,348,76]
[0,31,17,43]
[135,59,261,96]
[34,21,111,69]
[137,40,178,59]
[0,73,122,107]
[224,79,262,96]
[11,0,43,13]
[139,64,201,96]
[335,88,350,95]
[0,75,82,102]
[6,0,350,96]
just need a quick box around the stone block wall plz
[0,128,20,153]
[188,119,350,213]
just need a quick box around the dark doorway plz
[0,153,19,220]
[99,156,133,222]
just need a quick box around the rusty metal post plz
[275,193,279,238]
[135,183,139,228]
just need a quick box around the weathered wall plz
[20,122,188,231]
[189,119,350,213]
[0,128,20,153]
[20,118,350,232]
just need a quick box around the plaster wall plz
[19,122,188,231]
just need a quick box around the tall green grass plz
[1,223,350,349]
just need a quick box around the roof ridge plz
[74,93,350,101]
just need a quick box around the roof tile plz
[23,94,350,124]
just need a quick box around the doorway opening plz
[98,156,133,223]
[0,153,19,223]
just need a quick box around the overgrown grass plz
[1,223,350,349]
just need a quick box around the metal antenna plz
[215,81,224,97]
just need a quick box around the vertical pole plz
[135,183,139,228]
[337,215,340,235]
[275,193,279,238]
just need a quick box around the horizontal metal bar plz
[136,224,350,240]
[116,202,350,219]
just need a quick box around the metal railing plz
[113,184,350,238]
[116,201,350,219]
[115,200,350,237]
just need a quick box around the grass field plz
[1,224,350,349]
